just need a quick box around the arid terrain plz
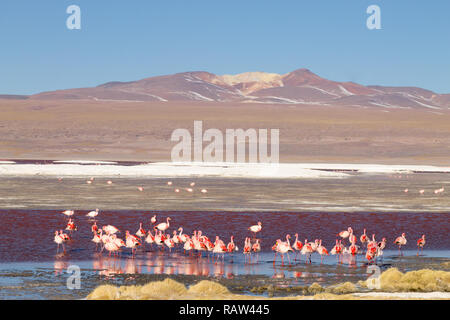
[0,99,449,165]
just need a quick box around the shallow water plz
[0,172,448,299]
[0,209,449,299]
[0,250,449,299]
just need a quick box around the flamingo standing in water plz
[301,238,314,264]
[293,233,303,261]
[347,239,359,264]
[164,235,175,252]
[156,217,171,234]
[145,229,155,249]
[252,239,261,262]
[316,240,329,264]
[125,231,141,256]
[213,236,227,263]
[91,222,98,234]
[183,235,195,255]
[331,240,343,263]
[249,222,262,238]
[394,233,407,256]
[243,237,252,263]
[376,238,386,261]
[275,235,293,266]
[360,229,368,247]
[54,231,66,253]
[62,210,74,219]
[417,235,426,256]
[86,208,99,220]
[65,219,77,234]
[136,223,146,239]
[226,235,238,262]
[102,225,119,235]
[178,227,188,243]
[92,229,102,251]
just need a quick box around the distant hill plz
[7,68,448,109]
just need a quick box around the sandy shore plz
[1,99,449,165]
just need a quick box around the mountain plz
[21,69,450,109]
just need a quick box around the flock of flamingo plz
[54,208,427,267]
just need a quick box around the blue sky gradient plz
[1,0,449,94]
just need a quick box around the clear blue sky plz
[1,0,449,95]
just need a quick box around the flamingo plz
[365,248,376,264]
[316,239,329,264]
[301,239,314,264]
[92,230,102,250]
[91,222,98,234]
[156,217,171,233]
[145,230,155,247]
[102,225,119,235]
[417,235,426,256]
[54,231,65,253]
[394,233,407,256]
[376,238,386,261]
[249,221,262,238]
[213,236,227,263]
[293,233,303,261]
[136,222,146,238]
[125,231,141,256]
[164,236,175,252]
[227,236,238,253]
[172,230,180,244]
[252,239,261,263]
[86,208,99,219]
[348,240,360,264]
[151,215,157,224]
[360,229,368,246]
[183,236,195,255]
[275,235,293,266]
[112,235,125,253]
[62,210,74,217]
[65,219,77,232]
[330,240,343,263]
[338,227,353,244]
[178,227,188,243]
[243,237,252,263]
[104,237,119,257]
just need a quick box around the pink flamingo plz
[301,238,314,264]
[417,235,426,256]
[249,222,262,238]
[156,217,171,234]
[394,233,407,256]
[293,233,303,261]
[316,239,329,264]
[360,229,368,247]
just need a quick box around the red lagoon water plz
[0,210,448,262]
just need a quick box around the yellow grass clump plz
[362,268,450,292]
[188,280,231,297]
[87,268,450,300]
[327,282,357,294]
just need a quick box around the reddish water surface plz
[1,210,448,263]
